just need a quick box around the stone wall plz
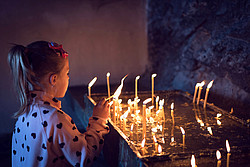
[147,0,250,120]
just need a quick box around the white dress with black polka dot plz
[12,91,109,167]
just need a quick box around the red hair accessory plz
[48,42,68,58]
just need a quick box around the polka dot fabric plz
[12,91,109,167]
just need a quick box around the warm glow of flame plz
[128,99,131,104]
[131,124,134,131]
[171,137,174,142]
[156,110,160,115]
[152,127,157,133]
[195,83,200,87]
[159,99,164,106]
[141,138,146,147]
[216,150,221,160]
[217,113,222,118]
[108,101,113,106]
[121,110,129,119]
[88,77,97,87]
[143,98,152,105]
[217,120,222,125]
[200,122,205,127]
[200,81,205,87]
[113,75,127,99]
[153,135,157,143]
[207,127,213,135]
[136,110,140,114]
[191,155,196,167]
[171,103,174,110]
[152,73,157,78]
[131,114,135,117]
[149,106,154,110]
[162,138,165,144]
[118,99,122,104]
[158,144,162,154]
[136,75,140,80]
[106,72,110,77]
[157,125,162,131]
[226,140,230,153]
[207,80,214,89]
[149,117,154,123]
[156,96,159,102]
[180,127,185,135]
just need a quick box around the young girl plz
[8,41,110,167]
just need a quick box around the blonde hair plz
[8,41,67,118]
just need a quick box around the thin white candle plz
[106,72,111,101]
[193,83,200,103]
[191,155,197,167]
[135,76,140,98]
[216,150,221,167]
[151,74,157,105]
[203,80,214,108]
[197,81,205,105]
[180,127,185,149]
[143,98,152,139]
[88,77,97,97]
[226,140,231,167]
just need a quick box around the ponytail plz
[8,41,67,118]
[8,45,35,118]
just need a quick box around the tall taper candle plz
[151,74,157,105]
[203,80,214,108]
[193,83,200,103]
[197,81,205,105]
[106,72,111,102]
[135,76,140,98]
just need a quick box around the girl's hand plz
[92,98,110,120]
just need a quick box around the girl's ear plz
[49,74,57,86]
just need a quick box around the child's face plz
[55,59,69,98]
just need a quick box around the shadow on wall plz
[146,0,250,120]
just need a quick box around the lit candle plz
[148,105,154,118]
[216,150,221,167]
[158,144,162,154]
[106,72,111,101]
[135,76,140,98]
[180,127,185,149]
[193,83,200,103]
[159,99,165,122]
[151,74,157,105]
[191,155,197,167]
[121,110,129,131]
[203,80,214,108]
[171,102,174,119]
[197,81,205,105]
[207,127,213,135]
[226,140,231,167]
[153,135,158,152]
[156,96,159,111]
[88,77,97,97]
[141,138,146,156]
[143,98,152,139]
[130,124,134,140]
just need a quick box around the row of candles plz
[87,73,232,166]
[191,140,231,167]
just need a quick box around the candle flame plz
[88,77,97,87]
[156,96,159,102]
[131,114,135,117]
[108,101,113,106]
[157,125,163,131]
[143,98,152,105]
[153,135,157,143]
[207,127,213,135]
[113,75,127,99]
[226,140,230,153]
[151,127,157,133]
[148,106,154,110]
[200,81,205,87]
[158,144,162,154]
[136,75,140,80]
[159,99,164,106]
[131,124,134,131]
[216,150,221,160]
[106,72,110,77]
[171,103,174,110]
[217,113,222,118]
[162,138,165,143]
[191,155,196,167]
[156,110,160,115]
[136,110,140,114]
[152,73,157,78]
[141,138,146,147]
[180,127,185,135]
[128,99,131,104]
[195,83,200,87]
[121,110,129,119]
[217,120,222,125]
[171,137,174,142]
[207,80,214,89]
[149,117,154,123]
[200,122,205,127]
